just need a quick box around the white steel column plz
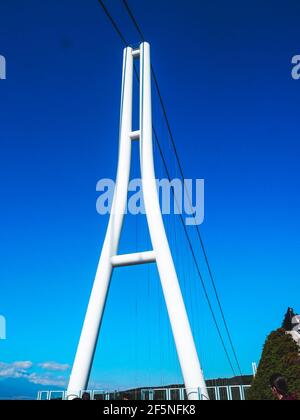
[67,47,134,398]
[67,42,208,401]
[139,43,208,400]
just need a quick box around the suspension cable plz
[121,0,244,378]
[95,0,238,378]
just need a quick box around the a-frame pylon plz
[67,43,209,401]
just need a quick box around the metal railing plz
[37,385,250,401]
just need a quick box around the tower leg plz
[139,43,208,400]
[67,47,134,398]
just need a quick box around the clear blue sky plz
[0,0,300,396]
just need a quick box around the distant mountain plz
[0,378,60,400]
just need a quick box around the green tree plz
[282,307,295,331]
[247,329,300,400]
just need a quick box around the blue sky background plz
[0,0,300,397]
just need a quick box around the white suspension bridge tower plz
[67,42,209,401]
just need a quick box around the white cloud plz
[38,362,70,372]
[0,361,32,379]
[27,373,67,388]
[0,361,69,389]
[13,361,33,369]
[0,367,24,378]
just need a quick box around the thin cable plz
[97,0,128,45]
[121,0,244,378]
[153,128,237,377]
[136,60,237,375]
[152,70,244,378]
[122,0,145,41]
